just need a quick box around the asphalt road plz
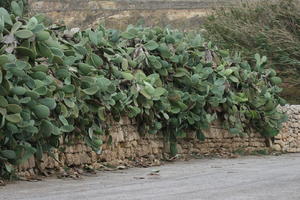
[1,153,300,200]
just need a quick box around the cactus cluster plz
[0,2,286,177]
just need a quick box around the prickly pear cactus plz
[0,1,286,177]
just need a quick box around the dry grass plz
[203,0,300,103]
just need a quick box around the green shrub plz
[0,2,286,178]
[0,1,11,11]
[0,0,27,13]
[203,0,300,103]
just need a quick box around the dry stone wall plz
[17,117,268,177]
[16,105,300,178]
[273,105,300,152]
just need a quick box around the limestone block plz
[39,162,46,170]
[157,140,165,148]
[176,144,183,154]
[194,142,207,150]
[141,145,151,156]
[190,148,200,154]
[81,152,91,164]
[17,171,26,177]
[123,126,140,142]
[204,128,223,139]
[59,153,66,165]
[130,140,138,147]
[287,137,294,143]
[124,148,132,158]
[288,148,298,153]
[272,144,282,151]
[86,146,93,152]
[150,140,159,149]
[76,144,83,153]
[249,141,264,147]
[24,171,31,178]
[47,157,55,169]
[208,142,218,148]
[81,145,87,152]
[152,147,159,154]
[65,146,74,153]
[73,154,81,165]
[138,140,150,145]
[101,150,117,162]
[65,153,74,166]
[28,156,35,169]
[124,142,132,148]
[274,134,282,140]
[222,130,234,139]
[282,146,289,152]
[117,147,125,159]
[89,151,97,163]
[59,137,64,145]
[110,127,125,143]
[274,140,285,148]
[296,140,300,147]
[92,162,103,170]
[28,169,35,177]
[220,143,231,148]
[101,143,110,151]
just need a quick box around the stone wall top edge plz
[279,105,300,112]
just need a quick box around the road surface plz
[1,153,300,200]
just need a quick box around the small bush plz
[203,0,300,103]
[0,1,11,11]
[0,0,27,13]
